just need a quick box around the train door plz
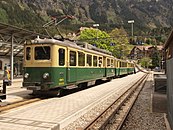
[103,56,106,77]
[117,60,120,76]
[67,49,77,83]
[57,47,67,86]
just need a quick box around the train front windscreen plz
[34,46,50,60]
[25,46,51,61]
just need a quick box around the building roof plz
[164,29,173,49]
[135,45,163,51]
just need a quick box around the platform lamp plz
[93,24,99,40]
[128,20,134,37]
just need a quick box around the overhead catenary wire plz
[77,35,165,42]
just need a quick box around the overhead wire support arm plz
[42,18,56,38]
[55,15,74,26]
[42,15,74,39]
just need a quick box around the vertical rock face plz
[0,0,173,28]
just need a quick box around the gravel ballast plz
[121,73,167,130]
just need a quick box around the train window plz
[87,54,92,66]
[70,51,76,66]
[98,57,102,67]
[111,59,113,66]
[26,47,31,60]
[93,56,97,67]
[122,62,124,67]
[107,59,110,67]
[121,62,126,67]
[59,48,65,66]
[35,46,50,60]
[78,52,85,66]
[120,61,122,67]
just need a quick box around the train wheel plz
[78,82,87,89]
[95,79,103,85]
[107,77,113,81]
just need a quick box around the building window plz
[70,51,76,66]
[59,48,65,66]
[78,52,85,66]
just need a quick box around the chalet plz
[128,45,163,60]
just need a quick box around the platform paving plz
[152,72,167,113]
[152,91,167,113]
[0,72,145,130]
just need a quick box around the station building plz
[0,56,23,79]
[164,29,173,130]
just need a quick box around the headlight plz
[24,73,29,79]
[43,73,49,79]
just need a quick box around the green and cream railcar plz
[23,38,115,94]
[127,61,135,74]
[116,59,128,76]
[115,59,135,76]
[114,58,119,77]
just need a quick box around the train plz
[23,37,135,95]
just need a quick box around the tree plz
[139,57,152,68]
[145,38,152,45]
[79,28,111,50]
[109,28,130,59]
[151,46,161,68]
[0,8,8,23]
[79,27,132,59]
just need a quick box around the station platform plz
[0,77,23,84]
[0,72,146,130]
[0,72,169,130]
[0,77,32,105]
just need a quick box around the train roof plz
[114,58,134,64]
[28,37,113,57]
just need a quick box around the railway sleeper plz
[83,74,148,130]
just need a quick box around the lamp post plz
[93,24,99,40]
[128,20,134,37]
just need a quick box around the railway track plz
[82,73,149,130]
